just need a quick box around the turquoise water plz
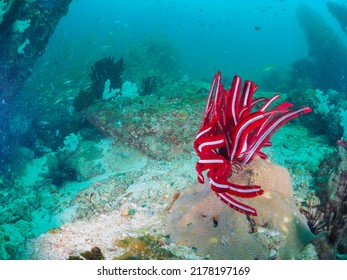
[1,0,347,260]
[51,0,347,79]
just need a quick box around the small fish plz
[254,26,262,31]
[258,64,276,72]
[63,79,73,85]
[37,121,50,126]
[101,45,111,50]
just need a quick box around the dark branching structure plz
[140,75,158,96]
[45,151,78,187]
[300,194,337,236]
[327,169,347,257]
[90,56,125,99]
[73,56,125,111]
[73,88,95,112]
[301,148,347,259]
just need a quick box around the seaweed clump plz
[73,56,125,111]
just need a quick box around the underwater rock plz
[166,157,313,259]
[298,243,319,260]
[0,0,73,172]
[327,1,347,35]
[0,0,73,100]
[82,82,205,160]
[295,4,347,92]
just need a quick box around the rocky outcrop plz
[166,157,314,259]
[0,0,73,100]
[295,4,347,92]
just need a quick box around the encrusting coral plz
[166,156,314,259]
[113,235,179,260]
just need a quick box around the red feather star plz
[194,71,311,216]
